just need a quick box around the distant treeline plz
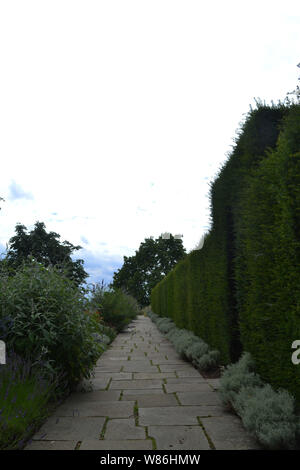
[151,101,300,402]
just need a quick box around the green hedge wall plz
[235,104,300,401]
[151,101,300,402]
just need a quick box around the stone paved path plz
[25,315,260,450]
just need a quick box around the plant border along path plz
[24,315,261,450]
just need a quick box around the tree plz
[4,221,88,287]
[111,233,186,306]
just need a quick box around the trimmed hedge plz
[235,104,300,401]
[151,101,300,402]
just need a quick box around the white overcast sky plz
[0,0,299,288]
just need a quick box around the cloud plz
[8,180,34,201]
[71,248,123,287]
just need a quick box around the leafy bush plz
[88,283,140,332]
[0,349,61,450]
[0,258,105,392]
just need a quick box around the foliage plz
[3,221,88,288]
[88,282,140,332]
[0,349,61,450]
[112,234,186,306]
[150,102,300,404]
[155,316,176,334]
[219,352,299,449]
[147,307,220,371]
[219,352,263,406]
[0,258,105,392]
[235,384,298,449]
[234,104,300,401]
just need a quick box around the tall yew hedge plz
[151,101,300,402]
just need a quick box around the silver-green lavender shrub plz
[194,349,220,371]
[235,384,298,449]
[219,352,263,406]
[185,340,209,361]
[156,317,176,334]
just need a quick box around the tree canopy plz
[3,221,88,287]
[111,233,186,306]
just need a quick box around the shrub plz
[195,349,220,371]
[147,307,220,372]
[167,328,196,357]
[219,351,300,449]
[0,349,61,450]
[88,283,139,332]
[234,384,298,449]
[219,352,263,407]
[0,258,105,392]
[185,340,209,361]
[155,317,176,334]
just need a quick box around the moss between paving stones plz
[197,418,216,450]
[99,417,109,439]
[145,427,157,449]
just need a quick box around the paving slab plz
[52,401,135,418]
[165,382,212,393]
[90,379,110,390]
[139,406,215,425]
[122,389,164,396]
[177,370,203,377]
[148,425,211,450]
[177,391,223,406]
[133,372,176,379]
[151,358,189,365]
[93,372,132,380]
[32,416,106,440]
[105,357,130,361]
[94,365,123,372]
[159,364,197,372]
[200,416,261,449]
[110,379,164,390]
[121,364,160,372]
[104,418,146,440]
[122,393,178,407]
[63,390,121,403]
[79,439,153,450]
[25,440,78,450]
[166,377,207,384]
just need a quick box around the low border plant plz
[0,349,61,450]
[219,352,300,449]
[146,307,220,372]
